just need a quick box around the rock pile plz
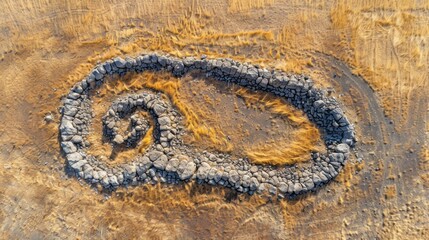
[60,53,356,197]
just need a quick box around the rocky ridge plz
[59,53,356,197]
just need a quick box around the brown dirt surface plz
[0,0,428,239]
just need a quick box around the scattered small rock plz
[44,113,53,123]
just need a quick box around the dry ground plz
[0,0,428,239]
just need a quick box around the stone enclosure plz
[60,53,356,197]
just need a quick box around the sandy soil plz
[0,0,428,239]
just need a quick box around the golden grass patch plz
[228,0,275,13]
[235,88,324,165]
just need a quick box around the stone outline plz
[59,53,356,197]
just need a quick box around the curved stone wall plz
[60,53,356,197]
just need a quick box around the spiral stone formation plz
[60,53,356,197]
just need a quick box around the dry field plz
[0,0,428,239]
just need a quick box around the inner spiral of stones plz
[103,96,153,148]
[60,53,356,197]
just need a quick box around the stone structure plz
[60,53,356,197]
